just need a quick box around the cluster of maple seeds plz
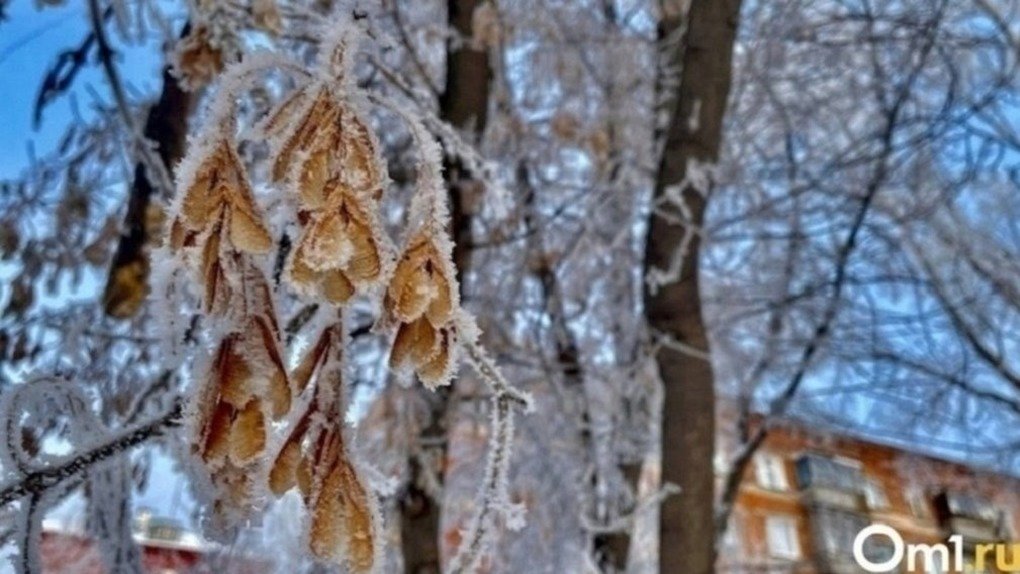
[169,134,290,519]
[386,233,459,388]
[268,323,375,570]
[267,85,388,304]
[165,38,464,572]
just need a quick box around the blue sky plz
[0,0,167,179]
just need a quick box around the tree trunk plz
[400,2,491,572]
[442,0,491,281]
[103,56,191,318]
[643,1,742,573]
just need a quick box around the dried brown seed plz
[228,205,273,254]
[230,399,266,464]
[173,25,224,90]
[295,455,312,500]
[426,266,453,326]
[201,224,231,315]
[391,317,439,370]
[303,212,348,271]
[291,325,338,393]
[299,146,332,210]
[217,339,254,408]
[252,0,281,34]
[251,315,291,419]
[257,87,308,140]
[309,449,375,572]
[273,89,340,183]
[386,237,452,324]
[269,437,302,496]
[418,328,455,388]
[322,268,356,303]
[201,402,234,465]
[339,114,383,194]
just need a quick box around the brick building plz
[717,415,1020,573]
[38,509,271,574]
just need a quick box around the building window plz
[864,478,889,510]
[795,453,864,492]
[999,509,1015,538]
[765,515,801,559]
[907,489,930,518]
[814,507,869,557]
[946,492,997,522]
[755,452,789,491]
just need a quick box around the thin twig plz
[86,0,174,198]
[0,401,182,507]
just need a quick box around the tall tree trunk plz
[400,2,491,572]
[103,53,191,318]
[442,0,490,280]
[643,1,742,573]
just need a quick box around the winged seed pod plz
[171,24,224,91]
[267,85,389,304]
[156,25,527,569]
[167,127,290,526]
[268,323,379,573]
[188,261,290,522]
[385,233,459,388]
[169,138,273,315]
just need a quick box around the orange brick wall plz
[717,415,1020,573]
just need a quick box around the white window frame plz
[864,478,889,510]
[907,488,929,518]
[999,509,1015,538]
[765,514,801,560]
[755,452,789,491]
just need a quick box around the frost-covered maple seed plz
[270,86,389,302]
[385,234,459,388]
[268,324,380,573]
[170,140,274,314]
[191,283,289,506]
[309,450,376,571]
[174,139,272,255]
[288,191,382,303]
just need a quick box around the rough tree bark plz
[643,1,742,573]
[442,0,490,279]
[102,45,192,318]
[399,2,491,572]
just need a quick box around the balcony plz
[795,454,868,512]
[807,506,878,574]
[933,492,1005,546]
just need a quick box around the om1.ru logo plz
[853,524,1020,572]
